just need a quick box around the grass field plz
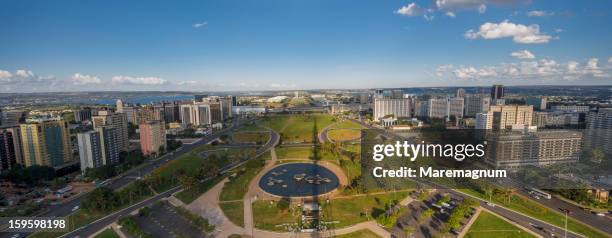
[252,200,299,231]
[275,146,341,161]
[465,211,535,238]
[261,114,335,143]
[321,191,409,228]
[220,201,245,227]
[461,189,608,238]
[232,131,270,144]
[94,228,120,238]
[220,157,266,201]
[327,129,361,141]
[336,229,382,238]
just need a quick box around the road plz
[349,117,611,237]
[1,117,253,238]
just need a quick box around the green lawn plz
[260,114,335,143]
[220,158,265,201]
[465,211,535,238]
[232,131,270,144]
[94,228,120,238]
[275,146,341,161]
[321,191,409,228]
[220,201,245,227]
[327,129,361,141]
[461,189,609,238]
[330,120,365,129]
[252,200,299,231]
[336,229,382,238]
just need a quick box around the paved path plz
[244,148,278,237]
[187,178,245,238]
[457,207,482,238]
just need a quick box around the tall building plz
[475,113,492,129]
[491,84,504,99]
[231,95,238,106]
[464,94,491,117]
[195,104,212,125]
[551,105,590,113]
[0,126,22,171]
[487,105,533,130]
[75,107,93,122]
[77,131,104,171]
[20,119,72,167]
[427,98,464,120]
[456,88,466,98]
[485,130,582,168]
[209,102,223,123]
[373,98,411,121]
[1,110,26,126]
[92,111,129,152]
[221,97,233,119]
[77,126,120,172]
[139,120,166,156]
[194,94,208,102]
[585,108,612,155]
[116,99,124,113]
[526,97,547,111]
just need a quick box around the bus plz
[527,187,551,199]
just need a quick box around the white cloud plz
[176,81,197,86]
[396,3,424,16]
[423,14,435,21]
[71,73,101,85]
[445,11,456,18]
[111,76,167,85]
[192,22,208,28]
[465,20,553,44]
[0,69,55,84]
[436,58,612,81]
[0,70,12,79]
[527,10,554,17]
[554,28,564,33]
[510,50,535,59]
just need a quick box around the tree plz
[178,174,198,191]
[589,148,604,164]
[81,187,118,213]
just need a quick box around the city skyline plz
[1,0,611,93]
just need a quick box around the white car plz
[596,213,605,216]
[72,205,79,211]
[486,202,495,207]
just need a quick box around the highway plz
[1,117,273,238]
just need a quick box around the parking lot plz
[129,202,209,238]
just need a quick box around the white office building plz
[373,98,411,120]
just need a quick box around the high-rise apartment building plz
[475,113,492,129]
[585,108,612,155]
[427,98,464,119]
[92,111,129,152]
[551,105,590,113]
[139,120,166,156]
[464,94,491,117]
[373,98,412,120]
[75,107,93,122]
[488,105,533,130]
[0,126,22,171]
[77,126,120,172]
[456,88,466,98]
[116,99,124,113]
[77,131,104,171]
[20,119,72,167]
[485,130,582,168]
[491,84,504,99]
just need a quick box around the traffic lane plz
[485,202,582,238]
[518,190,612,235]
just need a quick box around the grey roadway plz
[1,117,277,238]
[347,118,611,237]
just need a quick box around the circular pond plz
[258,163,340,197]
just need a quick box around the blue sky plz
[0,0,611,92]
